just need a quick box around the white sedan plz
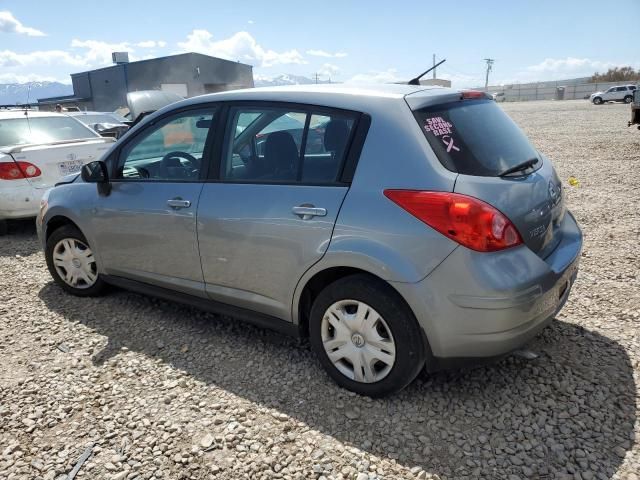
[0,110,115,234]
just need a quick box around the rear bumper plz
[392,211,582,364]
[0,183,41,220]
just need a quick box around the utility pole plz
[314,72,318,84]
[433,54,436,79]
[483,58,494,91]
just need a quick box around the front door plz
[197,104,359,320]
[91,107,217,296]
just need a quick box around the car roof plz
[167,83,464,116]
[0,110,67,120]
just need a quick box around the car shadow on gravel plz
[39,283,636,479]
[0,218,40,257]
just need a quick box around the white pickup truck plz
[0,110,115,234]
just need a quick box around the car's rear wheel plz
[45,225,107,296]
[309,274,426,397]
[593,97,603,105]
[624,95,633,104]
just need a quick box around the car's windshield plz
[0,116,98,148]
[414,99,539,177]
[73,113,127,125]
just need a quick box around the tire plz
[0,220,7,236]
[45,224,107,296]
[624,95,633,104]
[309,274,426,397]
[592,97,603,105]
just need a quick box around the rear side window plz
[414,100,538,177]
[222,105,356,184]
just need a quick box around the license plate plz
[57,160,84,176]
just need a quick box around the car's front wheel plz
[592,96,603,105]
[309,274,426,397]
[45,224,107,296]
[624,95,633,104]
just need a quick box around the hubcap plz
[52,238,97,289]
[320,299,396,383]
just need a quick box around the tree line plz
[591,66,639,83]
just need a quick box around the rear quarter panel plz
[292,99,460,323]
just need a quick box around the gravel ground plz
[1,100,639,480]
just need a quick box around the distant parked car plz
[590,85,636,105]
[629,89,640,129]
[68,111,130,139]
[37,84,582,397]
[491,92,506,102]
[0,111,114,234]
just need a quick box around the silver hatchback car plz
[37,84,582,397]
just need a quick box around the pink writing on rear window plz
[424,116,453,137]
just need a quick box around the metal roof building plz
[38,52,254,112]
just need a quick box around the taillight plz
[461,90,487,99]
[384,190,523,252]
[0,161,42,180]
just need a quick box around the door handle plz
[167,198,191,209]
[292,205,327,219]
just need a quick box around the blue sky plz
[1,0,638,86]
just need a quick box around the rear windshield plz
[414,99,539,176]
[0,116,98,148]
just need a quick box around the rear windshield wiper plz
[499,157,539,177]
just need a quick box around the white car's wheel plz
[592,97,603,105]
[624,96,633,104]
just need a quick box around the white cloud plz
[306,49,347,58]
[136,40,160,48]
[178,29,306,67]
[0,72,68,84]
[70,39,134,65]
[345,69,400,84]
[0,11,45,37]
[0,49,86,68]
[507,57,636,83]
[248,20,254,24]
[318,63,340,78]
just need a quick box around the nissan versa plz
[37,84,582,397]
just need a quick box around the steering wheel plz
[159,151,199,178]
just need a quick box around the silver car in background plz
[37,84,582,397]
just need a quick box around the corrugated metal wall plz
[486,80,638,102]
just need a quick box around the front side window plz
[115,109,215,181]
[222,106,355,184]
[0,116,98,148]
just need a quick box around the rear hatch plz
[411,95,565,257]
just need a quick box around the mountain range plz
[0,81,73,106]
[253,74,333,87]
[0,75,327,105]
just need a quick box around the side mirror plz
[81,160,111,195]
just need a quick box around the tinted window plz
[222,106,355,183]
[414,99,538,177]
[116,109,215,181]
[301,114,355,183]
[0,116,98,148]
[616,87,628,92]
[222,107,306,182]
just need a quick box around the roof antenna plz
[408,58,446,86]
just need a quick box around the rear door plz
[90,107,217,296]
[412,98,565,257]
[197,103,360,320]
